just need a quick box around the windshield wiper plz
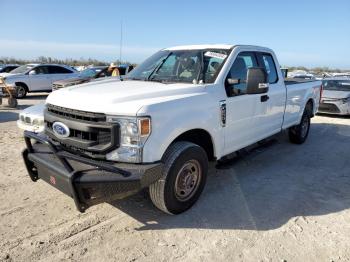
[125,77,143,81]
[147,52,172,81]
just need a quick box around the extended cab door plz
[223,52,262,154]
[28,66,52,91]
[254,52,286,139]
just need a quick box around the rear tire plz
[149,141,208,215]
[15,84,27,99]
[288,106,311,144]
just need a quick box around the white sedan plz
[319,78,350,115]
[0,64,78,98]
[17,103,45,133]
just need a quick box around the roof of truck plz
[164,44,274,53]
[165,44,234,51]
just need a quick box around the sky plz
[0,0,349,68]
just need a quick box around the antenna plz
[119,21,123,63]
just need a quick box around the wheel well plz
[15,82,29,91]
[306,99,314,117]
[173,129,215,160]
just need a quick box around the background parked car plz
[17,103,45,133]
[0,64,19,73]
[52,64,134,90]
[52,66,107,90]
[0,64,78,98]
[318,78,350,115]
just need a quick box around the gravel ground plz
[1,94,350,262]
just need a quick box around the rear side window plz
[48,66,73,74]
[34,66,49,74]
[257,53,278,83]
[226,52,258,96]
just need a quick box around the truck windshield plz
[80,68,102,78]
[10,64,35,74]
[125,49,230,84]
[322,80,350,91]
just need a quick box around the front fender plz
[139,92,223,163]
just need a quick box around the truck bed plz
[284,78,318,85]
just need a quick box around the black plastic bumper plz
[22,131,163,212]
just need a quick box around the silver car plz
[319,78,350,115]
[0,64,78,98]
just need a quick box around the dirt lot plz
[1,94,350,262]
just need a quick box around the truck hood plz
[322,90,350,99]
[46,79,205,115]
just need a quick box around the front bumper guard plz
[22,131,163,212]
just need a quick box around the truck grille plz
[45,104,119,157]
[47,104,106,122]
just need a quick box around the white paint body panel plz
[45,45,321,163]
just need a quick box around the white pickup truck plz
[22,45,321,214]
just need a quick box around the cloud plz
[0,39,160,62]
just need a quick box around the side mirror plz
[246,67,269,94]
[29,70,36,75]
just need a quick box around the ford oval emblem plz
[52,122,70,138]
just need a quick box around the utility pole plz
[119,21,123,63]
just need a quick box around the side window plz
[48,66,73,74]
[226,52,257,96]
[34,66,49,75]
[98,68,109,77]
[257,53,278,83]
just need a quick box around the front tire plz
[288,107,311,144]
[15,85,27,98]
[149,141,208,214]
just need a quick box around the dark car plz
[0,64,19,73]
[52,65,134,90]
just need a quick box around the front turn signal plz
[139,118,151,136]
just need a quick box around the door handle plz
[261,95,269,102]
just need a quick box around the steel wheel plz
[174,159,202,202]
[16,86,27,98]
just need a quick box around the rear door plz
[48,66,76,83]
[28,66,52,91]
[254,52,286,140]
[224,52,262,154]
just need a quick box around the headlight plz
[32,118,44,126]
[341,97,350,104]
[105,116,151,163]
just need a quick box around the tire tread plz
[149,141,201,214]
